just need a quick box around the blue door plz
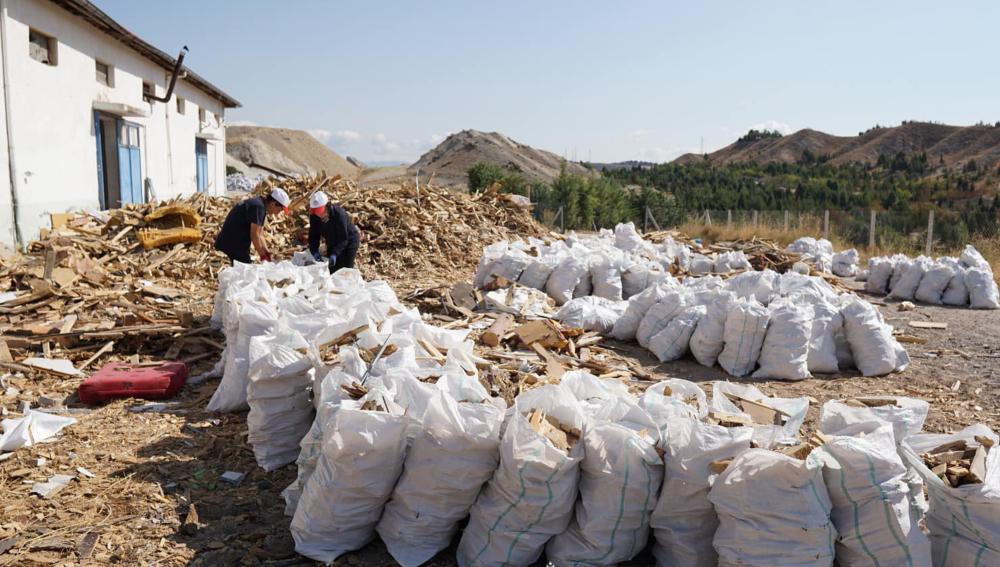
[117,120,143,204]
[195,138,209,192]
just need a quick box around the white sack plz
[890,256,931,301]
[914,261,955,305]
[903,425,1000,567]
[807,298,842,374]
[208,300,279,412]
[636,290,690,348]
[546,395,663,566]
[611,282,674,341]
[840,296,906,377]
[867,257,895,295]
[960,245,991,271]
[614,222,646,252]
[689,254,714,275]
[967,267,1000,309]
[518,255,558,290]
[820,397,930,443]
[640,378,708,425]
[377,392,505,567]
[590,257,625,301]
[290,387,410,563]
[648,305,705,362]
[709,449,837,567]
[457,385,586,567]
[710,382,810,448]
[555,296,626,334]
[727,269,778,305]
[832,248,860,277]
[717,298,770,377]
[651,417,752,567]
[942,268,970,306]
[818,422,932,567]
[246,330,316,471]
[547,255,589,306]
[689,289,736,368]
[752,299,813,381]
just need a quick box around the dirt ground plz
[1,276,998,566]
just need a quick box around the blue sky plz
[96,0,1000,164]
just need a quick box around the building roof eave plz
[47,0,241,109]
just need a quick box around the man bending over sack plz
[308,191,360,274]
[215,188,290,264]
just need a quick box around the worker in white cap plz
[308,191,360,273]
[214,188,290,264]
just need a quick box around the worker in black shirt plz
[214,188,290,264]
[308,191,360,273]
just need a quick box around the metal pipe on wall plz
[0,0,22,248]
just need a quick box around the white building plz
[0,0,240,247]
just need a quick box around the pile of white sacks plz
[787,236,860,277]
[477,231,908,379]
[208,263,998,567]
[862,245,1000,309]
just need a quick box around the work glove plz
[327,256,337,272]
[312,251,323,262]
[260,252,272,262]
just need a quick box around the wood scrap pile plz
[258,175,546,289]
[921,436,992,487]
[0,174,545,399]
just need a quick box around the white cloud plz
[373,132,387,143]
[749,120,793,135]
[228,119,258,126]
[429,133,447,144]
[631,129,652,138]
[308,129,332,143]
[334,129,361,142]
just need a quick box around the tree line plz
[467,148,1000,247]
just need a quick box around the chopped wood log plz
[481,314,515,347]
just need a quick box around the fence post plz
[926,210,935,255]
[823,210,830,240]
[752,210,758,228]
[555,206,564,233]
[643,206,649,233]
[868,210,876,249]
[727,210,732,229]
[783,210,789,232]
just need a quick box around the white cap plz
[309,191,329,210]
[269,188,290,208]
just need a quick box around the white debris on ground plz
[863,245,1000,309]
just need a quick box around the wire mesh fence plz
[532,204,1000,256]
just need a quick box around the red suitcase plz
[78,361,188,405]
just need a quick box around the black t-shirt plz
[215,197,265,257]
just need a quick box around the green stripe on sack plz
[861,451,914,567]
[505,465,561,564]
[471,461,530,565]
[827,450,880,565]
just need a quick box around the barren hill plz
[674,121,1000,170]
[409,129,590,186]
[226,126,360,179]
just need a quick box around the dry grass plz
[676,221,852,251]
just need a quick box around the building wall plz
[0,0,229,247]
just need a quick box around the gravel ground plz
[1,278,998,566]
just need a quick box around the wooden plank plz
[79,341,114,371]
[481,313,514,347]
[908,321,948,330]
